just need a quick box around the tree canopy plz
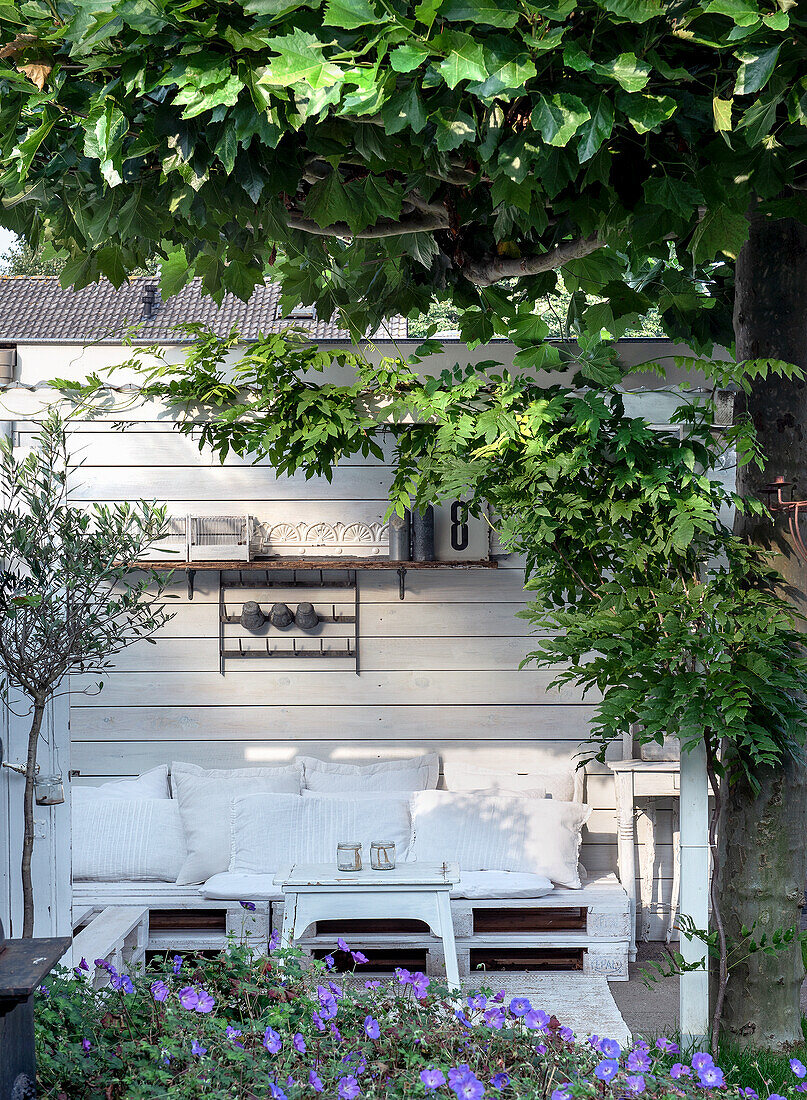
[0,0,804,356]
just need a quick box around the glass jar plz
[337,842,362,872]
[370,842,396,871]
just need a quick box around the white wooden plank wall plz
[20,418,679,935]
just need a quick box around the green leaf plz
[734,45,780,95]
[83,100,129,187]
[159,250,190,298]
[434,106,476,150]
[596,0,662,21]
[690,206,749,263]
[438,0,520,27]
[323,0,377,29]
[531,94,591,146]
[435,31,488,87]
[389,42,431,73]
[596,52,651,92]
[381,84,427,133]
[260,29,343,89]
[577,95,614,162]
[738,95,779,144]
[304,170,353,228]
[713,96,733,131]
[618,92,676,134]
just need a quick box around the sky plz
[0,227,16,260]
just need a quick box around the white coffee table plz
[273,861,461,989]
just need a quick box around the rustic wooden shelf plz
[130,558,498,570]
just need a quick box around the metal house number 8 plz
[449,501,469,552]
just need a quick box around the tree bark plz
[21,695,46,938]
[722,214,807,1048]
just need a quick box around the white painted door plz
[1,684,71,937]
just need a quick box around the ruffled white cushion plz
[72,798,186,882]
[72,765,170,802]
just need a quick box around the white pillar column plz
[679,740,710,1045]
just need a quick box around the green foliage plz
[0,415,174,703]
[0,0,802,353]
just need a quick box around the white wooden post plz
[679,739,710,1045]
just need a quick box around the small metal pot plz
[295,602,319,631]
[240,601,265,631]
[269,602,294,629]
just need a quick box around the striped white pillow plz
[72,798,187,882]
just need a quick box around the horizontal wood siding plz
[54,409,676,930]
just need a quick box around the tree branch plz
[286,208,450,239]
[463,234,603,286]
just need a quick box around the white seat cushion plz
[202,872,285,901]
[200,869,553,902]
[453,871,554,899]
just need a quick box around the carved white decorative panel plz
[259,520,388,557]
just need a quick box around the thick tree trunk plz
[21,696,46,938]
[721,215,807,1048]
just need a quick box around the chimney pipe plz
[141,283,158,320]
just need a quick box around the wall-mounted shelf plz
[218,568,359,675]
[129,557,498,599]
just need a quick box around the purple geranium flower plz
[656,1037,679,1053]
[293,1032,306,1053]
[484,1006,506,1030]
[151,980,169,1002]
[195,989,215,1013]
[793,1061,807,1079]
[337,937,350,952]
[172,955,182,974]
[509,997,531,1017]
[178,986,198,1010]
[191,1040,206,1057]
[239,900,256,911]
[739,1090,758,1099]
[559,1026,574,1042]
[364,1016,380,1040]
[525,1008,550,1031]
[309,1069,324,1092]
[698,1066,725,1088]
[227,1026,243,1047]
[601,1039,622,1059]
[769,1095,788,1100]
[551,1087,572,1100]
[422,1068,446,1091]
[411,971,430,997]
[455,1009,472,1028]
[691,1053,714,1073]
[338,1076,361,1099]
[269,1084,288,1100]
[491,1073,510,1090]
[81,1038,91,1053]
[595,1060,619,1082]
[352,950,369,965]
[312,1011,326,1032]
[628,1050,652,1073]
[264,1027,282,1054]
[625,1075,646,1094]
[395,967,411,984]
[324,954,336,971]
[468,993,487,1011]
[671,1064,692,1079]
[450,1070,485,1100]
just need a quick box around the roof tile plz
[0,276,408,343]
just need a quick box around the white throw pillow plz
[72,765,170,802]
[72,798,186,882]
[300,754,439,793]
[173,769,302,885]
[170,760,301,793]
[229,793,412,874]
[410,790,590,888]
[442,761,582,802]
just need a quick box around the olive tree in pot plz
[0,414,173,936]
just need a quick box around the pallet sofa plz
[71,754,630,982]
